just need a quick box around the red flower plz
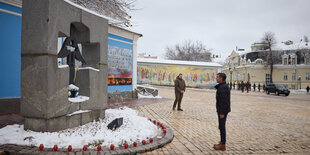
[133,142,137,147]
[39,144,44,151]
[150,138,153,143]
[53,145,58,151]
[68,145,72,152]
[124,143,128,149]
[83,145,87,151]
[110,144,115,150]
[142,140,146,145]
[97,146,101,151]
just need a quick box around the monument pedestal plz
[21,0,108,132]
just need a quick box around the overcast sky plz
[129,0,310,59]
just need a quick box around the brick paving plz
[135,86,310,155]
[1,86,310,154]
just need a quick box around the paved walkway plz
[1,86,310,154]
[134,86,310,155]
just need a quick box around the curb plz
[0,122,174,155]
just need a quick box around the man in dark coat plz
[246,82,250,93]
[263,84,266,92]
[173,73,186,111]
[213,73,231,151]
[241,81,245,93]
[258,83,261,92]
[253,83,256,92]
[307,86,310,94]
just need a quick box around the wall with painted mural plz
[108,33,133,92]
[137,64,218,88]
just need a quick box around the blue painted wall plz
[108,33,133,92]
[0,2,22,98]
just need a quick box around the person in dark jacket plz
[253,83,256,92]
[258,83,261,92]
[246,82,250,93]
[241,81,245,93]
[263,84,266,92]
[307,86,310,94]
[173,73,186,111]
[213,73,231,151]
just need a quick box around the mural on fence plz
[137,64,218,87]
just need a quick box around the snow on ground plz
[138,94,162,99]
[0,107,159,148]
[136,84,157,90]
[289,89,308,94]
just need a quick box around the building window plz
[284,73,288,80]
[266,74,271,84]
[292,73,296,81]
[283,58,287,65]
[306,57,310,65]
[306,73,310,80]
[292,58,296,65]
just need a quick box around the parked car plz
[265,83,290,96]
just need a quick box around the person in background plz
[173,73,186,111]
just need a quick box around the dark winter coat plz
[175,76,186,94]
[215,82,231,114]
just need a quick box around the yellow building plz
[222,49,310,89]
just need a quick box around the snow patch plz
[137,58,222,67]
[289,89,307,94]
[67,110,91,116]
[68,84,79,90]
[0,107,160,148]
[68,96,89,103]
[58,64,69,68]
[138,94,162,99]
[78,67,100,72]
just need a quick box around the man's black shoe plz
[177,109,183,111]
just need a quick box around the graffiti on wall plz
[137,64,218,87]
[108,45,132,85]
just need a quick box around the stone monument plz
[21,0,108,132]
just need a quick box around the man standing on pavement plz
[306,85,310,94]
[214,73,231,151]
[173,73,186,111]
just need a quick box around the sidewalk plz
[1,86,310,154]
[136,86,310,154]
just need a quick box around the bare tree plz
[261,31,277,83]
[69,0,136,27]
[165,40,212,62]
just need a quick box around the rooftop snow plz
[137,58,222,67]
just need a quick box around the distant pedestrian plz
[263,84,266,92]
[307,86,310,94]
[173,73,186,111]
[246,82,250,93]
[241,81,244,93]
[233,82,235,90]
[258,83,261,92]
[213,73,231,151]
[253,83,256,92]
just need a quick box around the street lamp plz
[298,76,301,89]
